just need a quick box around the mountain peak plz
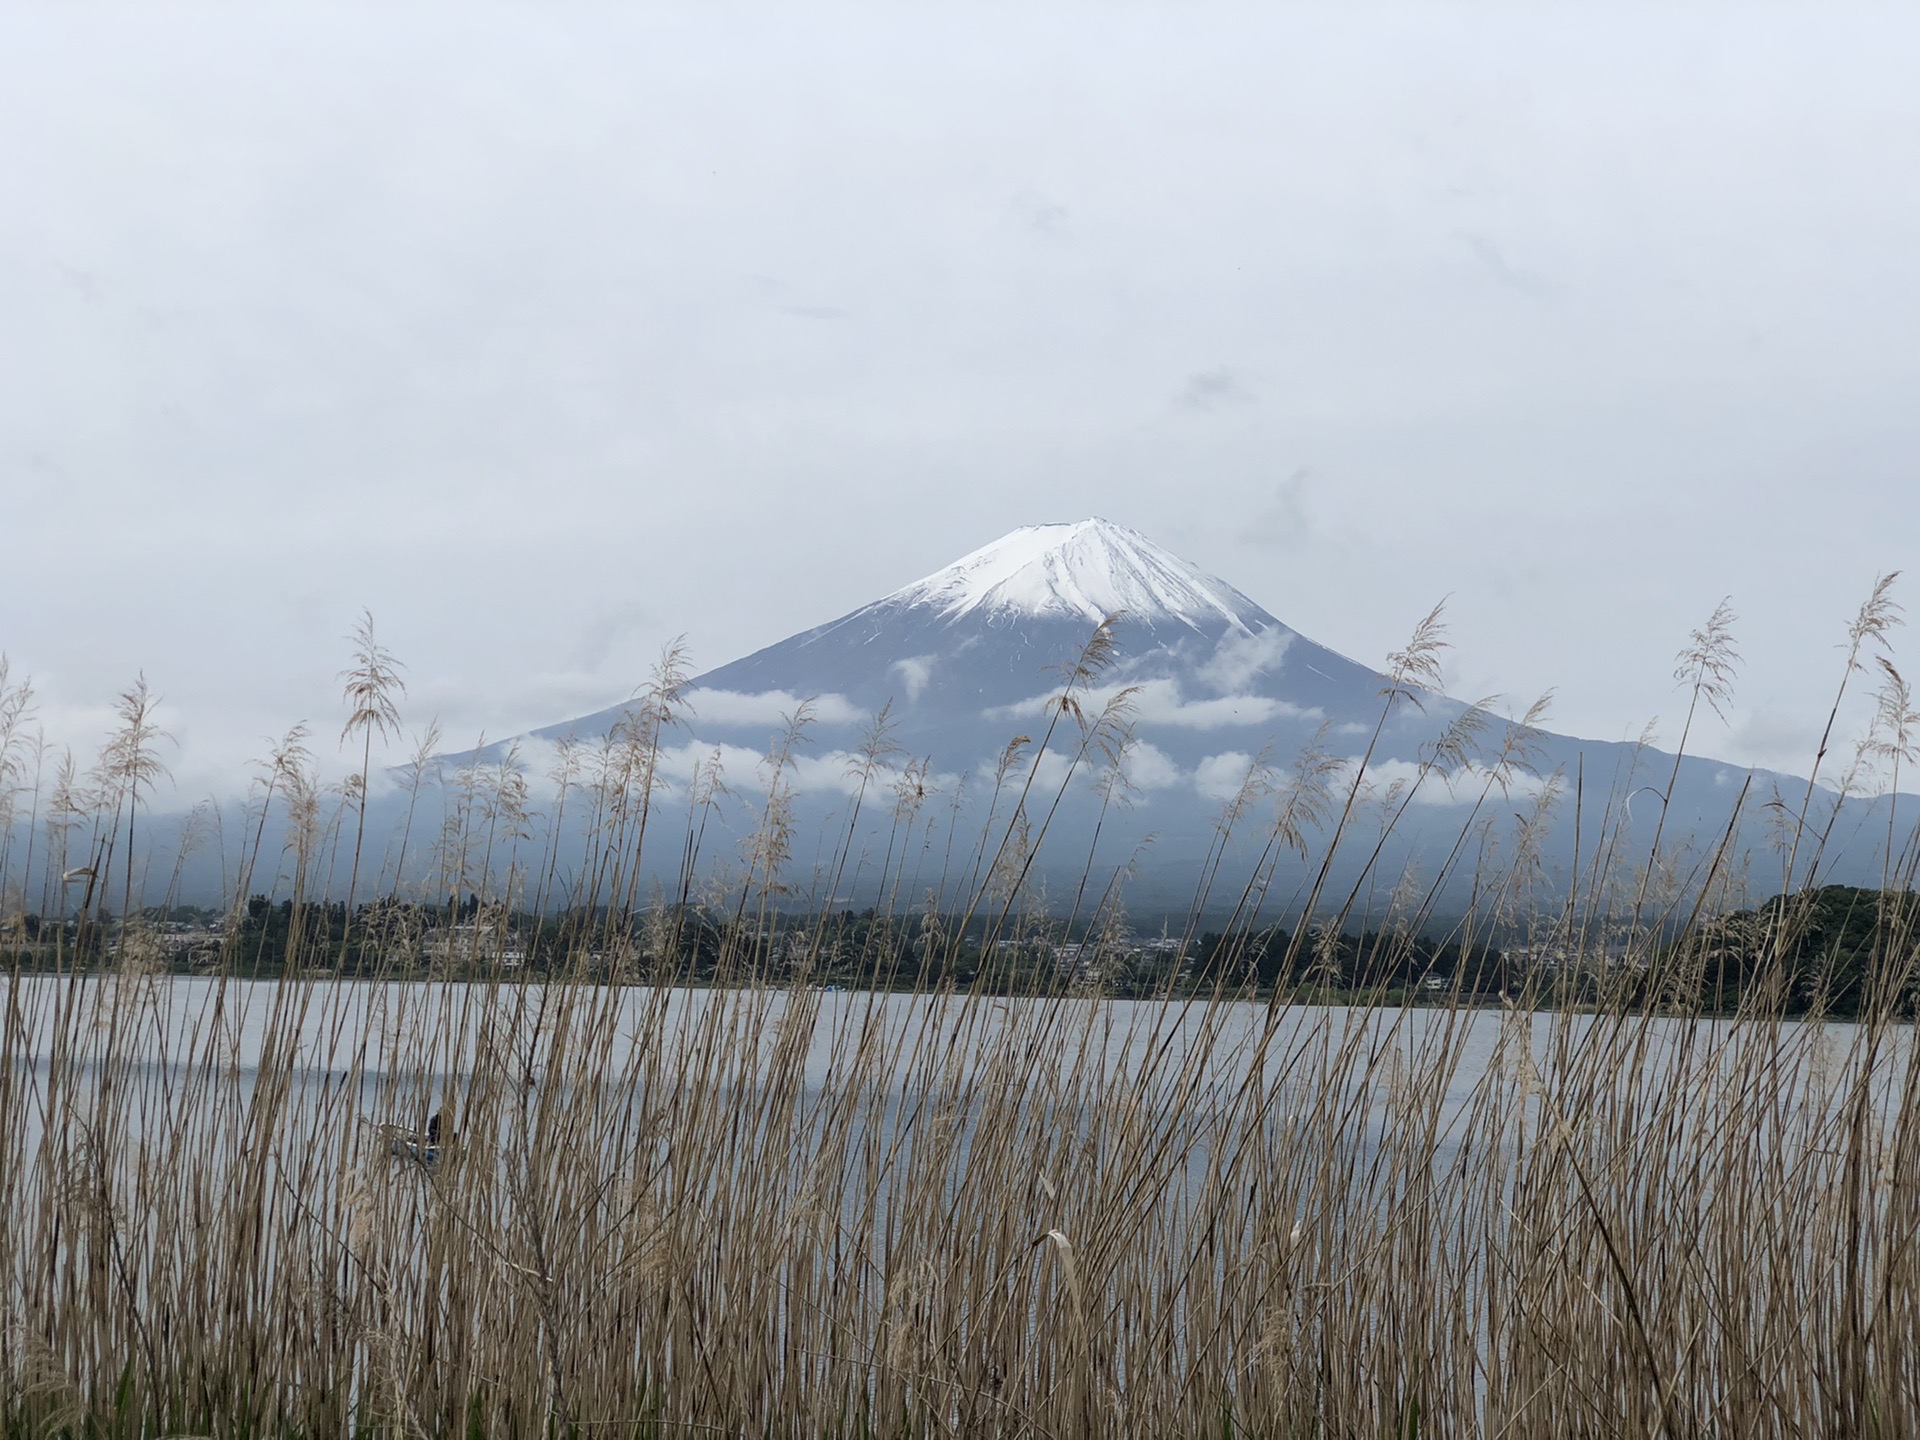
[882,517,1269,632]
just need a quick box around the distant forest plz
[8,883,1918,1019]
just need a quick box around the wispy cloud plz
[1127,739,1183,790]
[892,655,935,701]
[1176,367,1254,412]
[684,687,865,728]
[511,735,962,804]
[563,599,652,672]
[1196,627,1294,694]
[988,677,1321,731]
[1241,466,1313,548]
[1009,189,1070,236]
[1457,231,1564,302]
[1193,751,1258,802]
[1362,758,1549,806]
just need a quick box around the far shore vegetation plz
[6,885,1917,1019]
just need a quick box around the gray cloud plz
[1010,190,1070,237]
[1458,231,1564,302]
[1176,367,1254,412]
[4,3,1918,796]
[563,600,653,674]
[1242,467,1314,548]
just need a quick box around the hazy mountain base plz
[4,591,1915,974]
[2,735,1903,922]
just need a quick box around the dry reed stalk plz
[13,608,1920,1438]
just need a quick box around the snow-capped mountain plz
[885,518,1266,630]
[542,518,1396,753]
[516,518,1877,910]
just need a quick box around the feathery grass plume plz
[848,699,906,794]
[234,721,311,923]
[813,703,906,960]
[5,1323,85,1437]
[1819,661,1920,1016]
[961,617,1134,968]
[1491,771,1567,941]
[1279,603,1452,992]
[1674,597,1742,720]
[889,754,934,831]
[1428,697,1493,776]
[1381,599,1449,708]
[1274,733,1343,856]
[459,745,536,961]
[732,703,814,969]
[604,638,692,938]
[1325,696,1504,945]
[1083,844,1142,989]
[1065,714,1140,927]
[876,754,935,920]
[1007,685,1140,921]
[1180,743,1278,953]
[337,611,406,940]
[1628,600,1741,933]
[1491,688,1555,789]
[1050,610,1125,709]
[159,799,215,915]
[1862,659,1920,892]
[962,733,1030,904]
[90,675,173,934]
[985,811,1033,912]
[1782,573,1902,893]
[1194,736,1339,1001]
[278,749,323,960]
[35,748,82,920]
[996,614,1125,862]
[1380,695,1562,950]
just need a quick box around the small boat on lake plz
[381,1109,446,1169]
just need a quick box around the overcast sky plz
[4,3,1918,802]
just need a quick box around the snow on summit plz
[885,518,1266,631]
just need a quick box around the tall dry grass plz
[5,589,1920,1436]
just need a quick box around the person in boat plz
[384,1108,448,1168]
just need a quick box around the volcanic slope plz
[525,518,1857,902]
[544,518,1399,762]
